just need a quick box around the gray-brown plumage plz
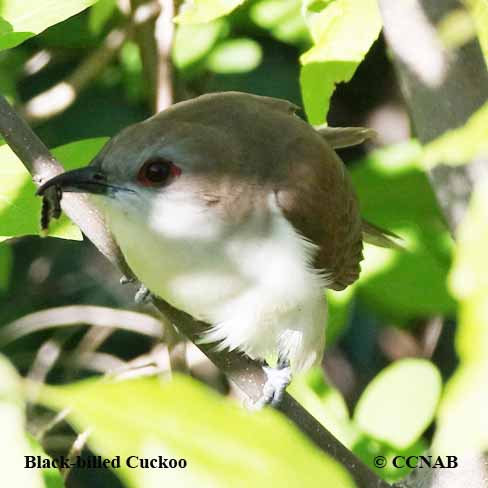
[123,91,366,289]
[140,91,367,291]
[37,92,397,403]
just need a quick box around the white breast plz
[98,190,328,372]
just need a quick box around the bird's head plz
[36,92,316,232]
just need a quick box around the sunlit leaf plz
[353,435,426,483]
[0,48,25,100]
[173,20,226,71]
[423,102,488,167]
[0,355,44,488]
[465,0,488,64]
[449,182,488,364]
[434,179,488,454]
[250,0,310,46]
[0,0,98,51]
[38,375,357,488]
[437,8,477,51]
[0,138,108,242]
[300,0,382,124]
[350,142,455,319]
[326,285,355,345]
[434,360,488,453]
[89,0,116,35]
[207,38,262,73]
[28,435,64,488]
[119,41,144,101]
[354,359,442,449]
[175,0,245,24]
[0,244,12,291]
[289,368,359,447]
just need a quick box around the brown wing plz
[275,144,363,291]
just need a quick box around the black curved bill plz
[36,167,109,196]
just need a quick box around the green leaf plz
[437,7,478,51]
[175,0,245,24]
[326,285,355,345]
[354,359,442,449]
[465,0,488,64]
[350,142,456,320]
[0,243,12,291]
[289,368,359,447]
[353,435,426,483]
[0,137,108,242]
[173,20,226,71]
[89,0,116,34]
[433,180,488,454]
[0,355,45,488]
[38,375,357,488]
[207,38,262,74]
[423,101,488,167]
[449,181,488,363]
[250,0,310,46]
[28,435,65,488]
[434,360,488,453]
[300,0,382,124]
[0,0,98,51]
[119,41,144,101]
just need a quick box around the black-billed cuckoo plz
[38,92,396,405]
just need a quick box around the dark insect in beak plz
[40,186,63,236]
[37,166,109,234]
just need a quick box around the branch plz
[379,0,488,235]
[0,95,390,488]
[22,28,128,124]
[130,0,175,111]
[0,305,164,346]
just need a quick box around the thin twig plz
[154,0,175,111]
[0,305,164,346]
[25,329,79,420]
[22,28,129,124]
[35,408,72,441]
[62,428,92,481]
[0,94,391,488]
[130,0,174,111]
[63,351,127,373]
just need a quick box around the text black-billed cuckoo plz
[38,92,396,405]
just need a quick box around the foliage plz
[175,0,246,24]
[0,0,487,487]
[290,361,441,483]
[434,182,488,453]
[423,101,488,167]
[0,138,107,242]
[0,0,97,50]
[300,0,382,124]
[0,356,50,488]
[37,373,356,488]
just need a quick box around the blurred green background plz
[1,1,487,487]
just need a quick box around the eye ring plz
[137,158,181,187]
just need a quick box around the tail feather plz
[315,126,377,149]
[362,220,404,250]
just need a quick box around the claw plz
[252,359,292,409]
[134,285,151,304]
[120,275,135,285]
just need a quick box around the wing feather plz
[275,144,364,291]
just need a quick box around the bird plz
[37,92,397,406]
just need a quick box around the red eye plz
[137,158,181,187]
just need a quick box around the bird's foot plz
[120,275,135,285]
[253,359,292,409]
[134,284,151,304]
